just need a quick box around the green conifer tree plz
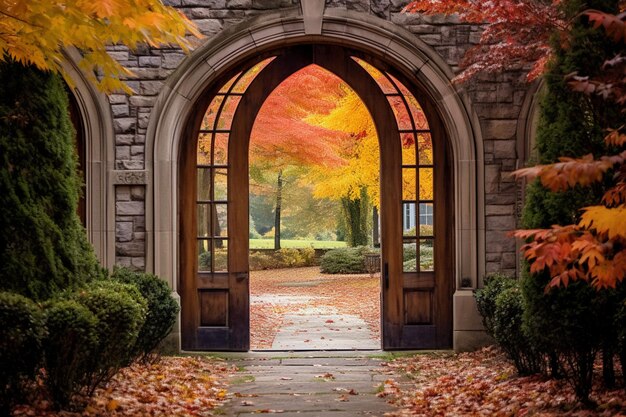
[521,0,623,400]
[0,61,102,301]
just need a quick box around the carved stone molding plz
[112,170,148,185]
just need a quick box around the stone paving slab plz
[228,393,390,414]
[232,381,383,395]
[235,412,384,417]
[223,353,397,417]
[272,309,380,350]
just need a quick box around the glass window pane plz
[403,202,416,237]
[407,95,429,130]
[420,239,434,271]
[214,239,228,272]
[197,203,211,237]
[351,57,396,94]
[232,57,276,93]
[213,133,228,165]
[419,203,434,236]
[402,168,416,200]
[388,96,413,131]
[197,133,212,165]
[214,168,227,201]
[387,73,411,97]
[417,133,433,165]
[197,168,211,200]
[403,240,417,272]
[198,239,211,271]
[214,204,228,237]
[215,96,240,130]
[419,167,434,200]
[219,72,241,93]
[202,96,223,130]
[387,73,430,130]
[401,133,416,166]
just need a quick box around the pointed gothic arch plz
[148,8,485,351]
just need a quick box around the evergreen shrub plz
[493,285,544,375]
[320,246,373,274]
[0,292,45,414]
[43,300,98,407]
[111,268,179,360]
[249,248,318,270]
[518,0,624,400]
[475,273,516,336]
[71,281,146,395]
[0,61,102,301]
[476,275,543,375]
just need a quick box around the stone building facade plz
[68,0,539,351]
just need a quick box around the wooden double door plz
[179,45,453,351]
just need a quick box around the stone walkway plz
[271,305,380,350]
[222,352,396,416]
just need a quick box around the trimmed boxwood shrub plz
[320,246,374,274]
[475,273,516,336]
[111,268,179,361]
[249,248,318,270]
[43,300,99,407]
[71,281,146,395]
[493,285,544,375]
[0,292,45,414]
[476,275,543,375]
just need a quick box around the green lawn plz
[249,239,347,249]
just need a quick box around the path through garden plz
[224,352,398,416]
[249,267,381,350]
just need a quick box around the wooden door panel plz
[404,290,432,324]
[199,290,228,326]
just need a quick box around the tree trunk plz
[372,206,379,247]
[340,187,369,247]
[602,345,615,388]
[274,169,283,250]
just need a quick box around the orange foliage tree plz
[404,0,566,82]
[249,65,353,247]
[513,9,626,290]
[0,0,200,92]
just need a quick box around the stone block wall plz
[105,0,530,279]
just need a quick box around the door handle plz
[384,263,389,289]
[235,272,248,283]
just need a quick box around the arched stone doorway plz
[179,44,453,350]
[149,8,484,351]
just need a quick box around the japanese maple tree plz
[404,0,567,82]
[513,10,626,290]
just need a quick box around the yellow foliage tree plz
[307,88,434,209]
[0,0,201,92]
[306,87,381,206]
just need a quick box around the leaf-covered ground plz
[249,267,380,349]
[13,357,234,417]
[379,346,626,416]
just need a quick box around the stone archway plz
[148,6,485,351]
[62,48,116,269]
